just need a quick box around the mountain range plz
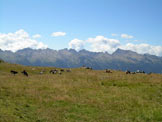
[0,48,162,73]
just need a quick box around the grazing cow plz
[40,71,44,74]
[136,70,145,74]
[50,69,57,74]
[86,67,92,70]
[126,70,131,74]
[32,68,35,71]
[141,71,145,74]
[106,69,112,73]
[40,69,45,74]
[66,69,71,72]
[131,72,136,74]
[10,70,18,75]
[58,70,62,75]
[136,70,140,73]
[21,70,28,77]
[82,65,87,68]
[60,69,64,72]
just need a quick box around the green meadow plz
[0,61,162,122]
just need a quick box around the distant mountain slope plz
[0,48,162,73]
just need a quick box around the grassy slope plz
[0,62,162,122]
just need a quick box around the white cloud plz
[119,43,162,56]
[68,36,120,53]
[0,29,47,52]
[121,34,134,39]
[51,32,66,37]
[32,34,41,39]
[68,35,162,56]
[68,39,84,51]
[86,36,120,53]
[111,33,118,36]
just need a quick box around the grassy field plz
[0,62,162,122]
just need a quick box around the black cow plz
[126,70,131,74]
[86,67,92,70]
[141,71,145,74]
[21,70,28,77]
[50,69,57,74]
[60,69,64,72]
[10,70,18,75]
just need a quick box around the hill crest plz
[0,48,162,73]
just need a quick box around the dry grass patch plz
[1,62,162,121]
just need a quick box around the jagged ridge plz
[0,48,162,73]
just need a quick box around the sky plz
[0,0,162,56]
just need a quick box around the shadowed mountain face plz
[0,48,162,73]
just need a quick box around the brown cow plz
[106,69,112,73]
[126,70,131,74]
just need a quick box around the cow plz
[66,69,71,72]
[136,70,145,74]
[40,71,44,74]
[31,68,35,71]
[126,70,131,74]
[10,70,18,75]
[60,69,64,72]
[58,70,62,75]
[50,69,57,74]
[21,70,28,77]
[136,70,140,73]
[142,71,145,73]
[40,69,45,74]
[86,67,92,70]
[131,72,136,74]
[106,69,112,73]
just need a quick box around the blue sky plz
[1,0,162,56]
